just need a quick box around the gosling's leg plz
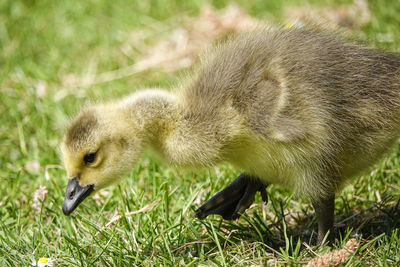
[312,194,335,245]
[194,173,268,220]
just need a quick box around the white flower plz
[31,257,55,266]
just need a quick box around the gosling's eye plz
[83,152,96,165]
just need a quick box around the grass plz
[1,0,400,265]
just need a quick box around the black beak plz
[62,177,94,215]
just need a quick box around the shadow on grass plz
[335,197,400,238]
[189,196,400,254]
[144,196,399,262]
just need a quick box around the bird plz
[61,26,400,245]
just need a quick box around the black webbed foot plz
[194,173,268,220]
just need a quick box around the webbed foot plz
[195,173,268,220]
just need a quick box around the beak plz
[62,177,94,215]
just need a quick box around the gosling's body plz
[157,28,400,199]
[61,28,400,244]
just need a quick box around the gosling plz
[61,27,400,245]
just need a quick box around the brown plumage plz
[61,27,400,244]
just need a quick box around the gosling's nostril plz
[69,190,75,199]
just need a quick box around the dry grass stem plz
[96,199,162,235]
[285,0,370,30]
[306,238,358,267]
[32,186,48,213]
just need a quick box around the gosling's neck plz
[115,89,239,167]
[116,89,200,167]
[120,89,179,143]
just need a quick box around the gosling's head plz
[61,105,145,215]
